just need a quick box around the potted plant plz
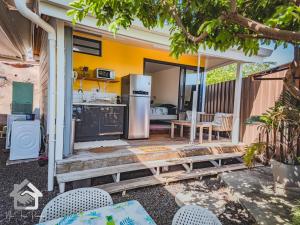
[244,91,300,189]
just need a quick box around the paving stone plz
[175,188,232,215]
[220,167,299,225]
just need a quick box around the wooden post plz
[171,122,175,138]
[180,125,184,137]
[208,125,212,142]
[232,63,243,144]
[199,126,203,144]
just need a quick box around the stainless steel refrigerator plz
[121,74,151,139]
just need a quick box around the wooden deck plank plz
[56,143,245,173]
[97,163,249,194]
[56,152,244,183]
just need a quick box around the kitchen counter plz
[73,103,125,142]
[73,102,127,107]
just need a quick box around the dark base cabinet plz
[73,105,125,142]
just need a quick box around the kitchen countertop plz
[73,102,127,106]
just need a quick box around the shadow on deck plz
[55,134,246,193]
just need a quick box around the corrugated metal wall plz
[204,70,285,144]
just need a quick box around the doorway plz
[178,67,205,113]
[144,60,180,134]
[144,59,205,135]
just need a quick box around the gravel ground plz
[0,149,255,225]
[0,150,59,225]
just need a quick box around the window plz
[73,35,102,56]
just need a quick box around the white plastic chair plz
[39,188,113,223]
[172,205,222,225]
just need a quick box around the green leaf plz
[67,0,297,58]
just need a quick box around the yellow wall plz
[73,32,205,94]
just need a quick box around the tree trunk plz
[283,60,300,101]
[274,128,281,162]
[265,132,270,161]
[297,135,300,158]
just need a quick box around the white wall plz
[151,67,180,106]
[0,62,40,115]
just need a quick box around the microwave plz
[95,68,115,80]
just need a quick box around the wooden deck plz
[56,134,246,193]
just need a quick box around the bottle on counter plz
[116,96,121,104]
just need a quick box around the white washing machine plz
[5,114,27,149]
[9,120,40,160]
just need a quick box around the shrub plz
[292,203,300,225]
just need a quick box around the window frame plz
[73,35,102,56]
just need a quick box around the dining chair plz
[39,188,113,223]
[172,205,222,225]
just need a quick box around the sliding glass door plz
[178,67,205,112]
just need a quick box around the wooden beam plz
[182,163,191,172]
[56,143,245,173]
[56,152,245,185]
[162,166,169,172]
[112,173,120,183]
[97,163,252,194]
[210,160,219,167]
[150,167,160,175]
[58,183,65,193]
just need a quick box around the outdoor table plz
[37,200,157,225]
[171,120,212,144]
[197,122,212,144]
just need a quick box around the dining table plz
[37,200,157,225]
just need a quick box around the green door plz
[12,82,33,114]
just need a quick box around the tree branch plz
[228,0,300,43]
[162,0,300,45]
[236,33,295,43]
[160,0,208,43]
[230,0,237,12]
[284,63,300,101]
[290,0,300,6]
[226,12,300,43]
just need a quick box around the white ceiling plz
[205,56,235,71]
